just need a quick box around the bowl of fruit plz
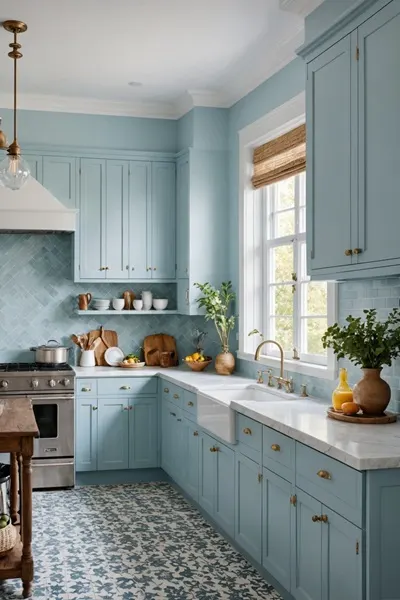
[0,514,17,557]
[183,352,212,372]
[119,354,145,369]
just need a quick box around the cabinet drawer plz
[97,377,157,396]
[76,379,97,396]
[183,391,196,416]
[295,442,363,527]
[161,382,183,407]
[237,415,262,462]
[263,427,295,482]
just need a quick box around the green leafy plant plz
[194,281,236,352]
[322,308,400,369]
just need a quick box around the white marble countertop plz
[231,397,400,471]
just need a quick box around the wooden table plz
[0,397,38,598]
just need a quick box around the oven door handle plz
[31,395,74,401]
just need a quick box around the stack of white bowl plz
[92,298,111,311]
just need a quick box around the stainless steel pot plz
[30,339,70,364]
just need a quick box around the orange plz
[341,402,360,415]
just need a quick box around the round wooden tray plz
[327,407,397,424]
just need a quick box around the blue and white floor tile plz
[0,483,283,599]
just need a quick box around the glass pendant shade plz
[0,154,30,191]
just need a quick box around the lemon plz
[192,352,201,361]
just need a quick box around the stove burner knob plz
[32,379,39,389]
[62,378,71,386]
[1,380,8,389]
[49,379,57,388]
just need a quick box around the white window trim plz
[238,91,338,381]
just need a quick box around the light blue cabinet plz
[150,162,176,279]
[105,160,129,280]
[129,161,151,279]
[181,417,199,501]
[25,154,43,182]
[76,396,98,472]
[198,431,216,516]
[161,400,174,476]
[97,397,129,471]
[176,156,190,279]
[235,452,262,562]
[128,396,158,469]
[43,156,77,209]
[262,468,292,592]
[79,158,106,279]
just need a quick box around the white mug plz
[80,350,95,367]
[133,299,143,311]
[141,291,153,310]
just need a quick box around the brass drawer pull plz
[290,494,297,506]
[243,427,252,435]
[257,473,263,483]
[81,387,91,392]
[164,387,169,393]
[344,249,353,256]
[173,393,179,399]
[123,406,129,411]
[92,406,98,411]
[120,385,131,390]
[317,469,331,480]
[320,514,328,523]
[353,248,362,255]
[187,401,194,407]
[312,515,321,522]
[209,446,219,453]
[271,443,280,452]
[193,431,199,437]
[170,412,176,417]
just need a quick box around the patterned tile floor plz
[0,483,283,600]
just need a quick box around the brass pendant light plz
[0,20,30,191]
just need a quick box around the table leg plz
[21,437,34,599]
[9,452,19,524]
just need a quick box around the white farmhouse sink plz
[197,384,296,444]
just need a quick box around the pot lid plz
[36,339,68,350]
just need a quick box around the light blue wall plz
[177,110,194,152]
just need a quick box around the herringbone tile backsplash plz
[0,234,219,364]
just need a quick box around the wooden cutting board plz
[87,327,118,366]
[143,334,178,367]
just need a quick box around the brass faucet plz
[254,339,294,393]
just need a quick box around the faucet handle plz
[256,370,264,384]
[300,383,308,397]
[267,370,274,387]
[285,377,294,394]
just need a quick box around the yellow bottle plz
[332,368,353,411]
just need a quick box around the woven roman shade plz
[252,124,306,189]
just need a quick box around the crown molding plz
[279,0,324,17]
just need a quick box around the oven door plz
[31,394,74,459]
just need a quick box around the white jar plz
[141,291,153,311]
[80,350,95,367]
[133,299,143,311]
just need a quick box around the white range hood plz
[0,176,77,232]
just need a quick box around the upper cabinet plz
[150,162,176,280]
[301,0,400,280]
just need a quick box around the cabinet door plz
[262,468,292,592]
[43,156,76,208]
[79,158,106,279]
[176,157,190,279]
[129,161,151,279]
[356,2,400,267]
[161,401,173,476]
[306,34,355,273]
[322,508,362,600]
[292,489,322,600]
[76,397,98,472]
[97,398,129,470]
[199,432,216,515]
[177,279,190,315]
[25,155,43,182]
[105,160,129,279]
[150,162,176,279]
[215,443,235,537]
[182,417,199,501]
[235,453,262,562]
[128,396,158,469]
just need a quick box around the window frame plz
[238,92,337,380]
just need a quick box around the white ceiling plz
[0,0,321,118]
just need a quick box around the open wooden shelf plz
[76,310,178,315]
[0,525,22,580]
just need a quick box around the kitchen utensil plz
[123,291,135,310]
[153,299,168,310]
[133,299,143,311]
[78,293,92,310]
[80,350,96,367]
[30,339,70,364]
[143,334,178,366]
[112,299,125,311]
[183,357,213,372]
[119,361,145,369]
[142,291,153,311]
[71,334,84,349]
[104,347,124,366]
[89,337,102,352]
[87,328,118,366]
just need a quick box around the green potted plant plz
[322,308,400,414]
[194,281,236,375]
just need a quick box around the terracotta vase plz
[215,351,235,376]
[353,368,391,415]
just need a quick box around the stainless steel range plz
[0,362,75,489]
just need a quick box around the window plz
[238,94,337,379]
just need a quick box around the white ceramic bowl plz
[153,298,168,310]
[112,299,125,310]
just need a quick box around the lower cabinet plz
[97,397,129,470]
[76,396,98,472]
[128,396,158,469]
[235,452,262,562]
[181,417,200,501]
[161,400,184,483]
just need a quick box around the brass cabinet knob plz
[209,446,219,453]
[312,515,321,522]
[320,514,328,523]
[187,401,194,407]
[164,388,169,393]
[317,469,331,480]
[120,385,131,391]
[170,412,176,417]
[243,427,252,435]
[344,249,353,256]
[257,473,263,483]
[146,267,151,271]
[290,495,297,506]
[92,406,98,411]
[173,393,179,399]
[81,387,91,392]
[271,444,280,452]
[153,267,157,271]
[353,248,362,255]
[193,431,199,437]
[99,267,104,271]
[123,406,129,411]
